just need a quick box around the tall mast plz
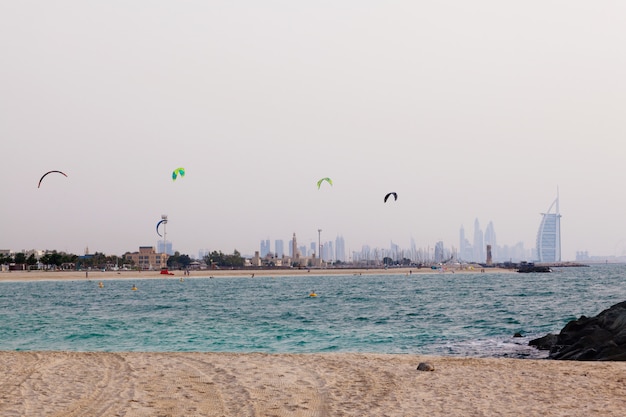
[161,214,168,264]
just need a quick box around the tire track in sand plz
[296,353,400,417]
[120,352,230,417]
[46,352,132,417]
[0,351,133,417]
[0,352,46,417]
[240,353,331,417]
[182,353,330,417]
[121,352,331,417]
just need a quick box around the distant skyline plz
[1,204,622,263]
[2,2,626,261]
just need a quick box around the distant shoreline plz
[0,266,516,282]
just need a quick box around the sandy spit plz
[1,351,625,417]
[0,266,513,282]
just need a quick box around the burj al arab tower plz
[536,193,562,262]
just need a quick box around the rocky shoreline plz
[530,301,626,361]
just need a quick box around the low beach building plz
[124,246,168,270]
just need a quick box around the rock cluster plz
[529,301,626,360]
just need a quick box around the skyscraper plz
[434,241,444,263]
[260,239,270,257]
[484,221,497,261]
[390,241,400,261]
[275,240,284,258]
[410,237,417,262]
[335,235,346,262]
[323,241,334,261]
[473,218,484,263]
[459,225,473,261]
[536,194,562,262]
[157,240,173,255]
[291,233,299,259]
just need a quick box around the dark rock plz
[513,332,523,338]
[517,262,552,273]
[416,362,435,371]
[530,301,626,361]
[529,333,558,350]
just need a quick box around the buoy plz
[132,285,137,291]
[309,292,317,297]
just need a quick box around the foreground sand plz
[1,352,625,416]
[0,266,514,282]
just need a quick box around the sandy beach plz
[0,265,514,282]
[1,351,625,416]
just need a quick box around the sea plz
[1,264,625,358]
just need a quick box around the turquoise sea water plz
[1,264,625,358]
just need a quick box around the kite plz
[172,167,185,181]
[384,192,398,203]
[156,219,167,237]
[38,170,68,188]
[316,177,333,189]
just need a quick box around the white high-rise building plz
[536,194,562,262]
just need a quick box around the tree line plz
[0,251,121,270]
[1,248,246,270]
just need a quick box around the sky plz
[1,1,625,261]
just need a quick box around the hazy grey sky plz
[2,1,625,260]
